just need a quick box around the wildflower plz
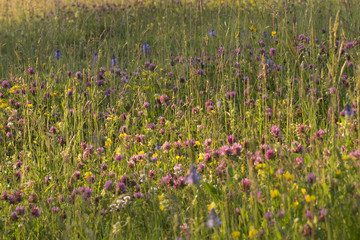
[206,208,222,228]
[344,104,353,118]
[264,211,273,220]
[270,125,281,138]
[28,67,35,75]
[52,207,60,214]
[142,42,149,56]
[319,208,328,222]
[305,210,313,219]
[9,212,18,221]
[248,228,258,238]
[241,178,251,191]
[75,71,83,79]
[162,141,171,150]
[270,189,280,199]
[54,49,62,59]
[104,181,113,191]
[93,52,98,64]
[305,195,316,202]
[219,145,232,156]
[302,224,312,237]
[272,31,276,36]
[15,206,25,215]
[276,210,285,218]
[227,135,236,144]
[232,231,240,238]
[209,29,216,36]
[30,206,40,217]
[148,63,155,71]
[111,54,118,66]
[266,149,276,160]
[307,173,317,184]
[185,165,201,185]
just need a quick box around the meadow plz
[0,0,360,239]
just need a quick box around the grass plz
[0,0,360,239]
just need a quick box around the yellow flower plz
[0,124,3,130]
[270,189,280,199]
[248,228,257,238]
[272,31,276,36]
[105,139,112,147]
[194,141,201,147]
[84,172,92,179]
[305,195,316,203]
[232,231,241,238]
[159,204,164,211]
[301,188,307,195]
[249,26,257,32]
[293,200,299,207]
[208,202,216,212]
[27,104,33,108]
[283,171,294,181]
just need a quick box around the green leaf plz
[203,183,220,202]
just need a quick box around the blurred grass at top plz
[1,0,357,79]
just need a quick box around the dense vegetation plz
[0,0,360,239]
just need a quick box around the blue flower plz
[206,208,222,228]
[142,42,149,56]
[54,49,62,59]
[185,165,201,185]
[344,104,353,118]
[93,52,98,63]
[209,29,216,36]
[111,54,117,66]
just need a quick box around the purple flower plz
[82,187,92,199]
[264,211,273,220]
[206,208,222,228]
[227,135,236,144]
[15,206,26,215]
[104,180,113,191]
[185,165,201,185]
[305,210,313,219]
[270,48,276,56]
[266,149,276,160]
[28,67,35,75]
[241,178,251,190]
[75,71,83,79]
[307,173,317,184]
[30,206,40,217]
[10,212,18,221]
[148,63,155,71]
[319,208,328,222]
[142,42,149,56]
[52,207,60,214]
[209,29,216,36]
[2,80,9,88]
[116,182,127,194]
[54,49,62,59]
[277,210,285,218]
[49,126,57,134]
[219,145,232,156]
[162,142,171,150]
[111,54,118,66]
[143,102,150,108]
[270,125,281,138]
[232,143,242,155]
